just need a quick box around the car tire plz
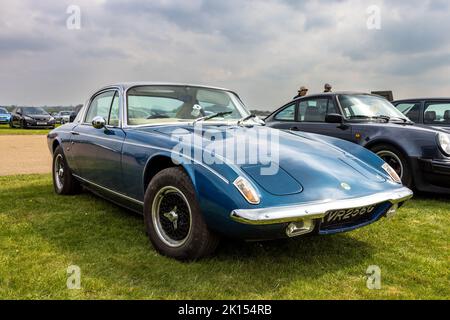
[52,145,81,195]
[9,120,14,128]
[20,120,25,129]
[371,144,413,188]
[144,167,220,261]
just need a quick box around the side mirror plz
[325,113,344,124]
[92,116,106,129]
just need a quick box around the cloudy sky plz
[1,0,449,110]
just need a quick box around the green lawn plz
[0,174,448,300]
[0,124,58,135]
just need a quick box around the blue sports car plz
[47,83,413,260]
[0,107,11,124]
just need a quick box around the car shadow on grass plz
[5,183,375,298]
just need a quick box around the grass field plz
[0,174,448,300]
[0,124,57,135]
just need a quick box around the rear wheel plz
[144,167,220,261]
[371,144,413,188]
[52,145,81,195]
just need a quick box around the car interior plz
[126,86,243,125]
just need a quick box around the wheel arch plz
[142,153,197,194]
[364,139,411,160]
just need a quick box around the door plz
[70,90,125,192]
[295,97,352,141]
[12,108,22,127]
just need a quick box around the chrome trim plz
[230,187,413,225]
[73,174,144,206]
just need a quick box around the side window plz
[108,92,120,126]
[298,98,331,122]
[395,102,420,123]
[424,102,450,124]
[274,103,296,121]
[85,91,115,124]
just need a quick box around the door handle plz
[70,131,80,135]
[290,126,300,131]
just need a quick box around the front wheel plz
[144,167,220,261]
[371,144,413,188]
[52,145,81,195]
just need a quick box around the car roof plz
[393,97,450,103]
[97,82,236,94]
[291,92,378,103]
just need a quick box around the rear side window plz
[395,102,421,123]
[424,102,450,124]
[274,103,296,121]
[85,91,116,124]
[298,98,336,122]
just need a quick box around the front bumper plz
[0,117,11,124]
[419,159,450,176]
[416,158,450,192]
[230,187,413,226]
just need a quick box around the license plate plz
[37,122,47,125]
[324,205,376,225]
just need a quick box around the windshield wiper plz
[192,111,233,125]
[348,115,389,122]
[237,114,264,126]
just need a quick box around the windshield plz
[126,85,250,126]
[338,95,409,121]
[23,107,48,115]
[0,108,8,114]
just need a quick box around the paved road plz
[0,135,51,176]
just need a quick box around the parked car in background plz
[392,98,450,133]
[0,107,11,124]
[48,83,412,260]
[10,107,55,129]
[55,111,72,124]
[265,92,450,194]
[70,105,83,123]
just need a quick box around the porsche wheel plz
[52,145,81,195]
[371,144,413,188]
[144,167,220,261]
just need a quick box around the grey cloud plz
[0,0,449,109]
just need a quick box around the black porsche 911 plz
[265,92,450,194]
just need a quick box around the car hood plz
[138,124,392,199]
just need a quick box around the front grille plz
[319,202,391,232]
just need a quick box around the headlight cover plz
[437,133,450,156]
[233,177,260,205]
[382,163,402,184]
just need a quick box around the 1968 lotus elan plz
[47,83,413,260]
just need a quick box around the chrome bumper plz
[230,187,413,225]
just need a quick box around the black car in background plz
[10,107,55,129]
[392,98,450,133]
[265,92,450,194]
[69,104,83,122]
